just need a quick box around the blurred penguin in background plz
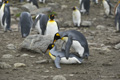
[115,1,120,32]
[80,0,90,15]
[19,0,24,2]
[0,0,3,6]
[19,12,33,38]
[33,13,49,34]
[39,0,45,4]
[0,0,12,32]
[27,0,39,8]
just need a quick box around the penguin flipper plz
[54,56,61,68]
[65,35,73,59]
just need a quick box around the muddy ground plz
[0,0,120,80]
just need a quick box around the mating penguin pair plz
[33,14,59,37]
[102,0,112,17]
[79,0,90,14]
[53,30,89,59]
[46,43,83,68]
[115,1,120,32]
[19,12,33,38]
[0,0,11,32]
[72,6,81,27]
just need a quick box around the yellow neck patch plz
[49,20,55,23]
[49,52,56,60]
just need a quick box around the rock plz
[21,54,29,57]
[10,7,19,15]
[61,5,68,10]
[53,75,66,80]
[102,62,113,66]
[30,7,52,15]
[20,34,53,53]
[96,25,105,30]
[21,3,37,12]
[44,70,49,73]
[2,54,14,59]
[47,3,60,9]
[62,21,73,27]
[35,60,49,64]
[81,21,92,27]
[114,43,120,49]
[14,63,26,68]
[0,62,11,69]
[7,44,16,50]
[11,24,18,32]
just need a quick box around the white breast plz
[35,20,41,34]
[103,1,110,15]
[72,10,81,24]
[116,21,120,31]
[60,57,81,64]
[45,21,59,37]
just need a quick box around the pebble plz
[96,25,105,30]
[7,44,16,50]
[114,43,120,49]
[21,54,29,57]
[0,62,11,69]
[53,75,66,80]
[14,63,26,68]
[2,54,14,59]
[35,60,49,64]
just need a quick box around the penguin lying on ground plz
[27,0,39,8]
[72,6,81,27]
[102,0,112,17]
[115,3,120,32]
[53,30,89,59]
[33,13,49,34]
[19,12,33,38]
[46,43,83,68]
[45,14,59,37]
[80,0,90,15]
[0,0,11,32]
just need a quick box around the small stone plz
[114,43,120,49]
[21,54,29,57]
[53,75,66,80]
[63,21,72,27]
[7,44,16,50]
[0,62,11,69]
[81,21,92,27]
[35,60,49,64]
[11,24,18,32]
[96,25,105,30]
[14,63,26,68]
[44,70,49,73]
[102,62,113,66]
[61,5,68,9]
[2,54,14,59]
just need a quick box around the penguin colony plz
[0,0,119,68]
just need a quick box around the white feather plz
[116,22,119,31]
[102,0,110,16]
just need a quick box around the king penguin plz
[45,14,59,37]
[53,30,89,59]
[0,0,11,32]
[33,13,49,34]
[115,2,120,32]
[19,12,33,38]
[80,0,90,14]
[102,0,112,17]
[72,6,81,27]
[27,0,39,8]
[46,43,83,68]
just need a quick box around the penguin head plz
[3,0,9,3]
[53,33,61,43]
[49,14,55,20]
[45,43,55,53]
[72,6,77,11]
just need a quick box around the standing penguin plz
[45,14,59,37]
[80,0,90,14]
[33,13,49,34]
[102,0,112,17]
[53,30,89,59]
[19,12,33,38]
[0,0,11,32]
[27,0,39,8]
[46,43,83,68]
[72,6,81,27]
[115,3,120,32]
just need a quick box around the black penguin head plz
[3,0,9,3]
[45,43,55,53]
[49,14,55,20]
[72,6,76,11]
[53,33,61,43]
